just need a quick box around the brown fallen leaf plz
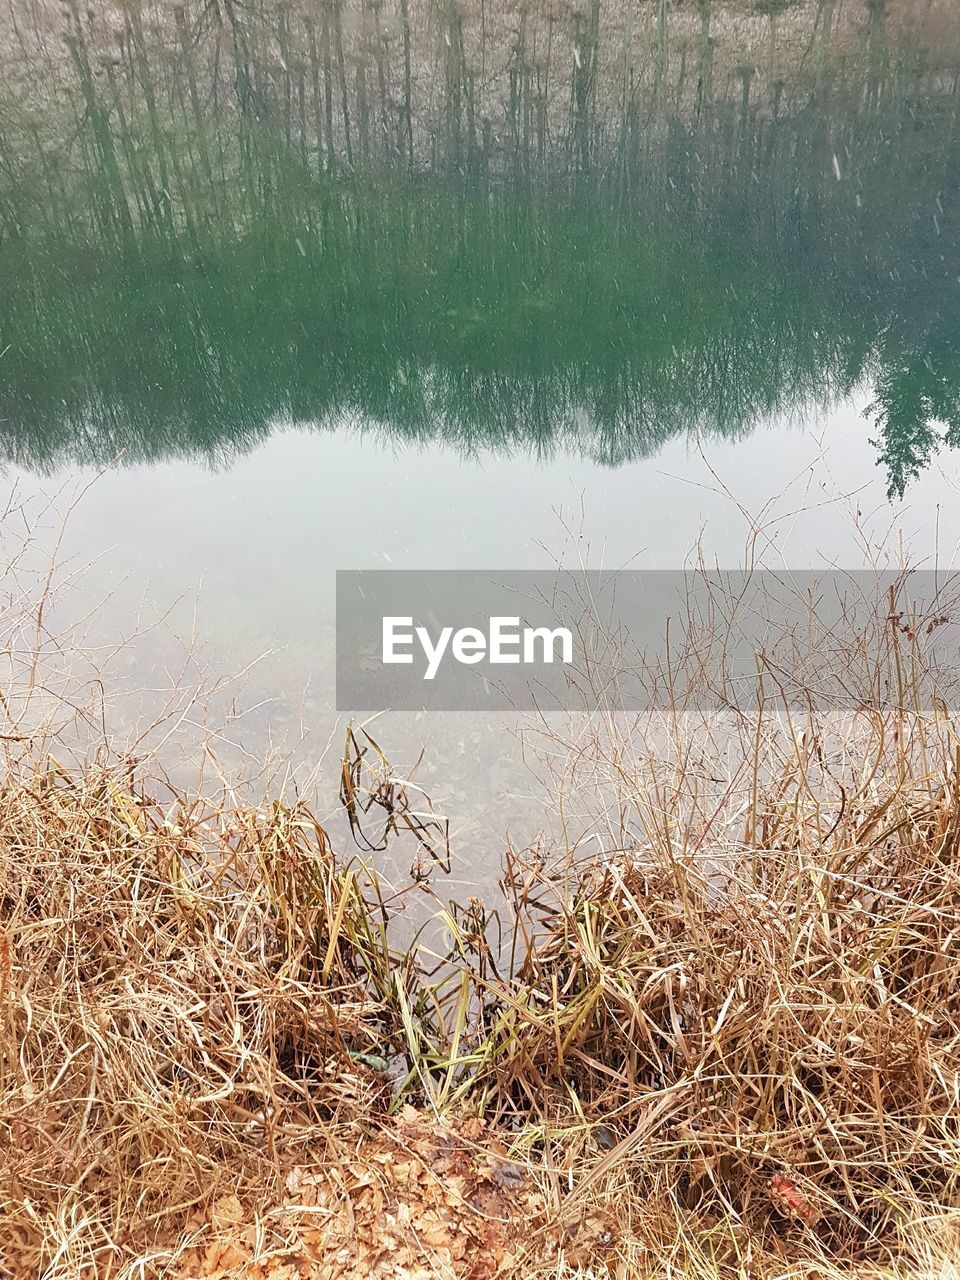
[489,1160,526,1191]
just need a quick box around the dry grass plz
[0,764,395,1275]
[4,514,960,1276]
[6,713,960,1275]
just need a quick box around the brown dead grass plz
[3,513,960,1277]
[5,679,960,1277]
[0,759,611,1278]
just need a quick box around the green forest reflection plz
[1,1,959,495]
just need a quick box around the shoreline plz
[4,582,960,1277]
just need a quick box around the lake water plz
[3,0,960,890]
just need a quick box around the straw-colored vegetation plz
[5,549,960,1278]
